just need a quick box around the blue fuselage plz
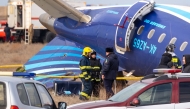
[51,5,190,76]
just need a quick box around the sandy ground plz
[0,43,138,106]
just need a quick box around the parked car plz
[65,69,190,109]
[0,73,66,109]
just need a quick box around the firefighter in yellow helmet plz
[79,47,93,100]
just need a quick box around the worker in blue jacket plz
[4,23,14,43]
[79,47,93,101]
[101,47,119,99]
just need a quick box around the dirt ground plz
[0,43,138,106]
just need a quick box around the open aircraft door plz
[7,4,15,28]
[115,0,155,54]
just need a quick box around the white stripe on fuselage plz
[31,68,80,74]
[154,7,190,23]
[77,4,190,24]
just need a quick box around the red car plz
[62,69,190,109]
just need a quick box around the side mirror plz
[130,98,140,106]
[58,102,67,109]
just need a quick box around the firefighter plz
[79,47,93,101]
[157,53,172,68]
[4,23,14,43]
[165,44,182,69]
[101,47,119,99]
[89,50,102,98]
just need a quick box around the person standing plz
[182,55,190,73]
[165,44,182,69]
[79,47,93,101]
[89,50,102,98]
[4,23,14,43]
[157,53,172,68]
[101,47,119,99]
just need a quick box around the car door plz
[175,81,190,109]
[24,83,45,109]
[128,83,175,109]
[35,83,57,109]
[17,83,32,109]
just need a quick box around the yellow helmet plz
[82,47,93,56]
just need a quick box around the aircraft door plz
[115,1,155,54]
[7,4,15,28]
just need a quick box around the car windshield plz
[108,81,148,102]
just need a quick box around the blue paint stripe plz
[25,61,79,70]
[26,57,81,65]
[41,46,83,51]
[29,53,82,61]
[29,54,105,62]
[34,50,82,55]
[155,5,190,19]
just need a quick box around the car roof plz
[0,76,42,84]
[140,72,190,84]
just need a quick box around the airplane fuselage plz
[48,5,190,76]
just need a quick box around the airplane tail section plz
[24,35,105,88]
[31,0,91,23]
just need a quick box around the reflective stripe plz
[95,79,101,81]
[85,75,91,80]
[93,67,100,69]
[83,72,87,75]
[80,92,90,99]
[79,72,88,78]
[91,78,100,81]
[172,58,178,62]
[80,66,92,70]
[178,66,182,68]
[79,74,84,78]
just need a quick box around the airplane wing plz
[32,0,91,23]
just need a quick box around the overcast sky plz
[1,0,190,6]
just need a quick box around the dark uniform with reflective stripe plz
[90,58,102,97]
[165,44,182,69]
[79,55,92,100]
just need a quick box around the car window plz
[0,82,6,109]
[36,84,53,109]
[108,82,148,102]
[179,82,190,103]
[17,84,29,105]
[138,83,172,106]
[25,83,42,107]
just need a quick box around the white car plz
[0,75,66,109]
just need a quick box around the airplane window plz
[169,37,177,44]
[180,42,188,51]
[158,33,166,43]
[147,29,155,39]
[137,25,144,35]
